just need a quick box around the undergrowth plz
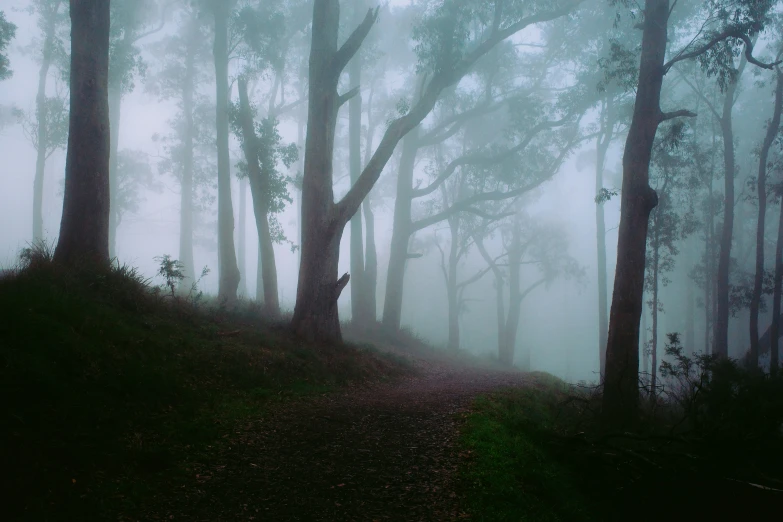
[0,250,408,520]
[459,357,783,521]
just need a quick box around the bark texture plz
[55,0,111,266]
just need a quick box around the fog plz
[2,0,782,385]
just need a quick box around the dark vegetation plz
[0,248,408,520]
[458,345,783,521]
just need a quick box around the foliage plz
[594,187,619,204]
[0,10,17,81]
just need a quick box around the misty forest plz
[3,0,783,520]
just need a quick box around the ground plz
[131,345,531,521]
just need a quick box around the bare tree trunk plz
[382,129,419,330]
[212,1,240,303]
[685,239,696,354]
[55,0,111,266]
[602,0,668,428]
[363,199,377,321]
[641,300,649,378]
[179,35,196,285]
[749,71,783,367]
[446,217,460,351]
[291,0,362,341]
[595,96,613,378]
[714,61,745,358]
[348,53,366,325]
[771,194,783,375]
[495,274,507,363]
[238,178,247,297]
[237,77,279,316]
[651,208,660,397]
[504,227,523,368]
[107,85,121,258]
[33,25,54,244]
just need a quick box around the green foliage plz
[154,254,186,295]
[594,187,619,204]
[0,10,17,80]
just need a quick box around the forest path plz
[143,347,531,521]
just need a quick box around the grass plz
[457,372,783,521]
[456,375,593,522]
[0,258,409,521]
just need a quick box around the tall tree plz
[54,0,111,265]
[108,0,164,257]
[292,0,584,342]
[749,66,783,367]
[27,0,68,243]
[602,0,777,428]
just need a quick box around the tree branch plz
[331,7,379,77]
[663,29,781,74]
[337,86,361,108]
[334,0,584,226]
[659,109,696,122]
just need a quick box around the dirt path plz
[142,351,530,521]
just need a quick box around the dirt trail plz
[143,349,531,521]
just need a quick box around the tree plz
[22,0,69,243]
[205,0,241,302]
[749,66,783,367]
[292,0,585,342]
[147,4,212,284]
[108,0,165,256]
[54,0,111,265]
[475,214,582,366]
[0,11,16,81]
[233,78,297,317]
[602,0,778,428]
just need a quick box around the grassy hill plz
[0,259,408,520]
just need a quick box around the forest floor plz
[129,335,534,522]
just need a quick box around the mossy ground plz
[0,261,408,520]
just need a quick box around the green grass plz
[0,261,408,521]
[457,376,593,522]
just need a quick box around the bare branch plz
[659,109,696,122]
[331,7,379,77]
[337,86,361,108]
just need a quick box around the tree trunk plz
[236,77,279,316]
[595,97,613,378]
[602,0,668,428]
[685,239,696,354]
[107,84,121,258]
[641,301,649,377]
[749,70,783,367]
[714,62,745,358]
[238,178,247,297]
[363,198,377,321]
[651,208,660,397]
[446,217,460,351]
[771,195,783,375]
[495,273,508,364]
[212,2,240,303]
[55,0,111,266]
[348,53,366,325]
[382,129,419,330]
[33,24,54,244]
[291,0,355,342]
[179,36,196,285]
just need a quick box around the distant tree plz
[22,0,69,243]
[108,0,166,256]
[602,0,778,428]
[54,0,111,265]
[475,214,583,367]
[114,149,162,230]
[0,11,16,81]
[147,3,213,285]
